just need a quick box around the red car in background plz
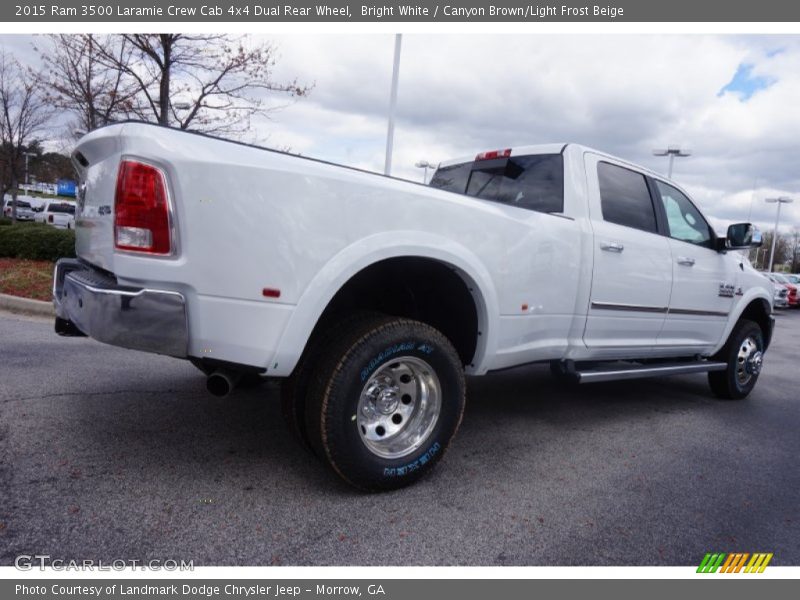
[766,273,800,307]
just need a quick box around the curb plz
[0,293,54,317]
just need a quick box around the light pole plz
[765,196,794,272]
[415,160,435,184]
[653,146,691,179]
[23,151,36,187]
[384,34,402,176]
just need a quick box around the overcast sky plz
[2,33,799,234]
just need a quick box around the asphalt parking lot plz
[0,309,798,566]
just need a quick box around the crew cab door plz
[652,180,734,348]
[582,155,672,353]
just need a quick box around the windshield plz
[430,153,564,214]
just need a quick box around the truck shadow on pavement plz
[63,360,733,495]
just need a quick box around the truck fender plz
[269,231,500,377]
[711,290,774,355]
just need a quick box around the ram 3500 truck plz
[53,122,773,490]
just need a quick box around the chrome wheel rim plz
[356,357,441,459]
[736,336,763,386]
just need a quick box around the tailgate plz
[71,126,126,271]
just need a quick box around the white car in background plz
[2,197,36,221]
[25,196,46,212]
[35,200,76,229]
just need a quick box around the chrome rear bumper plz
[53,258,188,357]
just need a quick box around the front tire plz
[305,316,465,491]
[708,319,764,400]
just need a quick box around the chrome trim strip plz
[577,361,728,383]
[591,301,668,314]
[668,308,730,318]
[590,301,729,318]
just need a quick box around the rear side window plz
[48,203,75,214]
[597,162,657,233]
[429,163,472,195]
[430,154,563,214]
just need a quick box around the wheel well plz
[739,298,773,349]
[311,257,480,366]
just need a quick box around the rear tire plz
[280,312,382,455]
[708,319,764,400]
[304,315,465,491]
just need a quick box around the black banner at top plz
[4,0,800,22]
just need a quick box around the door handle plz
[677,257,696,266]
[600,242,624,253]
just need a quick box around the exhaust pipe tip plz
[206,370,242,398]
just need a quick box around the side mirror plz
[725,223,762,250]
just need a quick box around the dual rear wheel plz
[282,314,465,491]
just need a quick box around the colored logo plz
[697,552,773,573]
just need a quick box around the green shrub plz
[0,218,37,227]
[0,223,76,261]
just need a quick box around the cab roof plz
[437,143,669,183]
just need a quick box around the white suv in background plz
[34,200,77,229]
[2,197,36,221]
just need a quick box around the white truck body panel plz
[65,123,772,377]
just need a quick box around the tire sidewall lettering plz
[359,341,435,382]
[383,441,441,478]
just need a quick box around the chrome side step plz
[573,361,727,384]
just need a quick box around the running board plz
[574,361,727,383]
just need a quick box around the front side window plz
[597,162,657,233]
[655,181,713,247]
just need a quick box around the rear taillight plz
[114,160,172,255]
[48,215,53,223]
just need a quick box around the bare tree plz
[95,34,311,136]
[754,230,793,271]
[791,229,800,273]
[36,34,137,133]
[0,52,55,223]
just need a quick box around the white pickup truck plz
[54,122,773,490]
[34,200,77,229]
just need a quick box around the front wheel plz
[305,316,465,491]
[708,319,764,400]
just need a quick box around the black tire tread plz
[281,311,385,454]
[305,316,465,491]
[708,319,763,400]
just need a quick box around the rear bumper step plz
[52,258,188,358]
[573,360,727,384]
